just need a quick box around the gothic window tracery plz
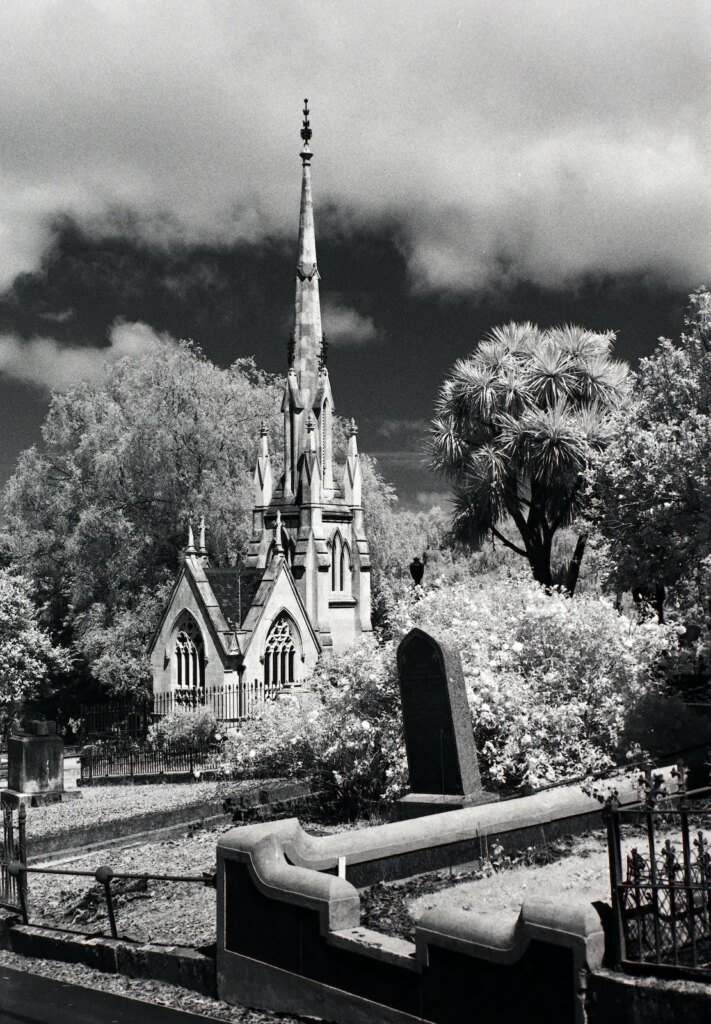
[264,614,296,689]
[173,613,205,689]
[329,531,352,593]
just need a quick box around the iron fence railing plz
[0,801,27,913]
[605,761,711,979]
[78,701,151,740]
[80,742,223,783]
[153,678,284,721]
[5,860,216,939]
[79,678,287,740]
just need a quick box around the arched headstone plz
[396,628,497,818]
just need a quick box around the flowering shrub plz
[224,640,407,811]
[147,705,218,749]
[226,569,705,803]
[390,571,699,787]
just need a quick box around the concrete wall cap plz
[217,766,677,874]
[416,896,605,971]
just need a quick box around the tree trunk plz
[564,532,588,597]
[528,538,553,589]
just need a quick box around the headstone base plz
[1,789,83,808]
[393,790,499,820]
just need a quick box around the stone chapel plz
[149,102,372,710]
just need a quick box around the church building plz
[149,102,372,712]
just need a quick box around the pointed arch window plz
[264,614,296,691]
[173,613,205,690]
[329,532,352,593]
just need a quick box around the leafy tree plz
[0,568,68,731]
[429,322,629,591]
[2,342,283,695]
[2,340,416,695]
[593,288,711,622]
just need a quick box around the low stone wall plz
[588,968,711,1024]
[0,914,215,996]
[227,767,667,887]
[217,835,604,1024]
[28,797,229,862]
[214,767,677,1023]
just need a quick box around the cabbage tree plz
[430,322,629,592]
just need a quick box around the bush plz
[147,706,218,749]
[391,571,706,787]
[228,568,711,804]
[224,640,407,812]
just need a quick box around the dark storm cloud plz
[0,1,708,294]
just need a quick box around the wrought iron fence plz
[605,761,711,979]
[153,678,283,721]
[0,801,27,913]
[80,742,223,783]
[79,678,285,740]
[78,701,151,740]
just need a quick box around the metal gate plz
[1,799,27,913]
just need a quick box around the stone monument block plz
[395,628,498,819]
[4,719,81,807]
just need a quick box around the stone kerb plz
[221,766,670,886]
[216,802,610,1024]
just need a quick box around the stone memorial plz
[3,719,81,807]
[395,628,498,819]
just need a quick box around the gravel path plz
[24,781,226,841]
[0,949,319,1022]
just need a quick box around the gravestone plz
[395,628,498,819]
[3,719,81,808]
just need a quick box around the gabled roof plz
[204,567,264,629]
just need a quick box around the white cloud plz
[0,320,177,392]
[322,301,378,345]
[0,2,709,293]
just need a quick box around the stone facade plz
[150,103,371,705]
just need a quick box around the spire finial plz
[198,515,207,555]
[260,419,268,437]
[300,98,312,149]
[349,417,358,437]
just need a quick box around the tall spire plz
[293,98,322,389]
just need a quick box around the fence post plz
[96,866,117,938]
[603,795,625,969]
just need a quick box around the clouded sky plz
[0,1,709,506]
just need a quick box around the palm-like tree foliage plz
[429,322,629,590]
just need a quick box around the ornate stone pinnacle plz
[319,334,328,371]
[274,510,284,556]
[185,518,196,554]
[349,418,358,436]
[260,420,268,437]
[300,98,312,148]
[306,413,316,432]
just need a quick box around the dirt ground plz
[28,822,228,946]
